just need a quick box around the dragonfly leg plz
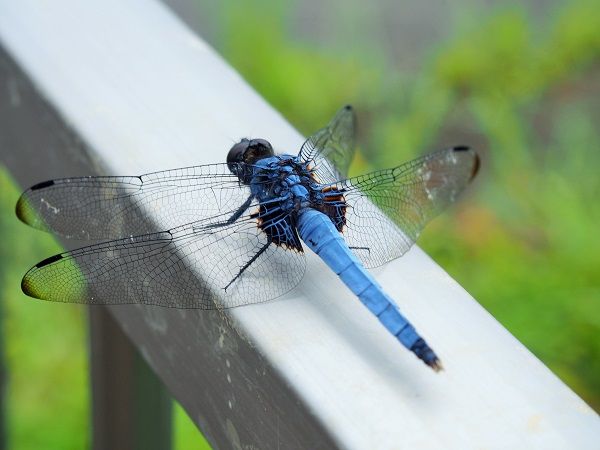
[196,195,255,232]
[226,194,254,224]
[224,240,271,291]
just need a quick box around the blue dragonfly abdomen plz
[297,207,441,371]
[244,155,443,369]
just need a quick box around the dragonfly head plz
[228,138,274,183]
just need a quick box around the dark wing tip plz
[15,191,44,228]
[30,179,55,191]
[22,254,66,300]
[21,268,42,299]
[470,152,481,181]
[452,145,470,152]
[35,253,64,268]
[15,194,28,223]
[452,145,480,181]
[21,275,38,299]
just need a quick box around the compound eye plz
[227,139,249,169]
[246,139,274,162]
[227,138,250,176]
[249,139,273,151]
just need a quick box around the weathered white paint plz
[1,1,599,449]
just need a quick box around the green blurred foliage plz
[0,168,89,450]
[1,0,599,449]
[214,0,600,411]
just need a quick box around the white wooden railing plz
[1,1,599,449]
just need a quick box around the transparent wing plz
[16,163,249,240]
[298,105,356,184]
[21,210,306,309]
[329,146,479,268]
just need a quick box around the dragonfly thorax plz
[244,154,329,252]
[250,155,313,211]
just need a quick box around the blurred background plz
[0,0,598,448]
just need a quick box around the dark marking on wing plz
[452,146,480,180]
[36,254,63,268]
[31,180,56,190]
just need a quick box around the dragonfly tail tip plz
[429,358,444,373]
[410,338,443,372]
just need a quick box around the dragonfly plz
[16,105,479,371]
